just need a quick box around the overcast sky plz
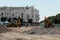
[0,0,60,21]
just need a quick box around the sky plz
[0,0,60,21]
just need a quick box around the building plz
[0,6,40,23]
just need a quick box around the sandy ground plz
[0,32,60,40]
[0,26,60,40]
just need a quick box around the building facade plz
[0,6,40,23]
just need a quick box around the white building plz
[0,6,40,23]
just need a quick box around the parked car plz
[0,21,9,25]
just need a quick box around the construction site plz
[0,16,60,40]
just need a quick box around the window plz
[15,12,17,14]
[7,12,9,14]
[5,12,6,14]
[21,13,23,18]
[27,13,29,17]
[1,12,3,17]
[36,19,38,21]
[10,16,11,17]
[1,12,3,15]
[12,14,14,16]
[16,16,17,17]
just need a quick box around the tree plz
[55,14,60,23]
[7,18,11,22]
[45,13,60,24]
[28,18,33,25]
[13,18,17,20]
[1,17,7,21]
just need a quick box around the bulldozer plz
[44,17,54,28]
[17,17,21,27]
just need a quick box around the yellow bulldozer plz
[17,17,21,27]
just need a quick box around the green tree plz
[1,17,7,21]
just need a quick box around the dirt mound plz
[22,26,60,35]
[7,23,17,27]
[0,25,12,33]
